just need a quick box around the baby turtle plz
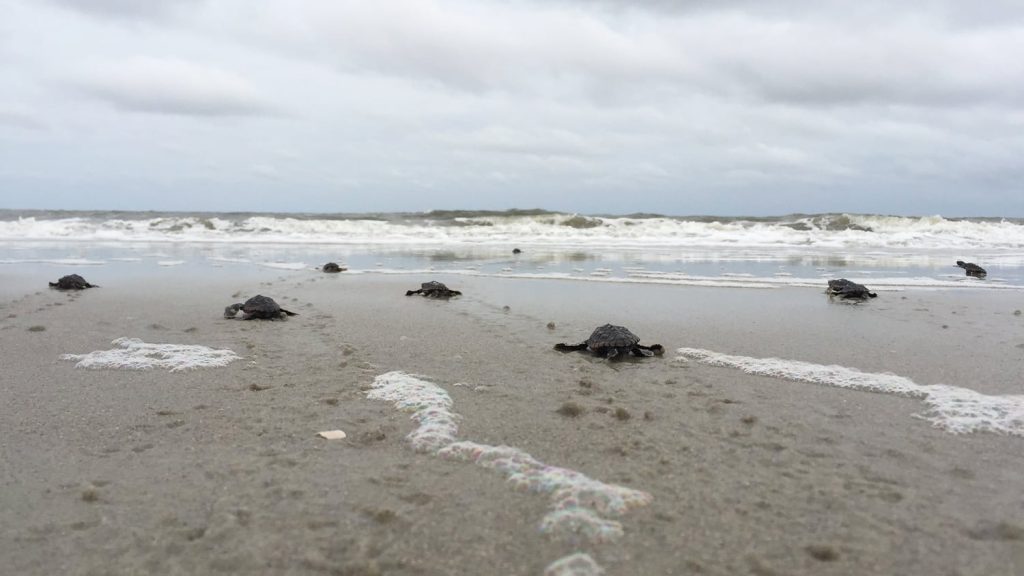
[322,262,347,273]
[406,281,461,298]
[555,324,664,359]
[513,248,522,254]
[49,274,96,290]
[224,295,297,320]
[956,260,986,279]
[827,279,877,299]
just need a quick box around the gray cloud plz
[68,57,278,117]
[215,1,1024,110]
[44,0,205,21]
[2,0,1023,215]
[0,106,46,130]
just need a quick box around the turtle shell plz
[243,295,283,317]
[586,324,641,350]
[421,281,449,291]
[827,279,875,298]
[50,274,94,290]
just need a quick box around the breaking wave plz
[2,210,1023,251]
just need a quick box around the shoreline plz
[1,271,1022,575]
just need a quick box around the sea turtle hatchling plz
[49,274,96,290]
[555,324,664,359]
[956,260,987,279]
[321,262,347,273]
[826,279,877,300]
[223,295,298,320]
[405,281,462,299]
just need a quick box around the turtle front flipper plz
[554,342,588,353]
[406,289,421,296]
[637,344,665,356]
[279,308,298,317]
[224,303,244,318]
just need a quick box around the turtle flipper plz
[279,308,298,317]
[406,290,421,296]
[554,342,588,353]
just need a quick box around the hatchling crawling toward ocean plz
[406,281,461,299]
[555,324,664,359]
[956,260,986,279]
[49,274,96,290]
[826,279,877,300]
[224,295,297,320]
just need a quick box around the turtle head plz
[224,303,244,318]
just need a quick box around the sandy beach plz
[1,270,1022,575]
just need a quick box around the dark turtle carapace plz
[322,262,347,273]
[223,295,297,320]
[555,324,664,359]
[49,274,96,290]
[827,279,877,300]
[405,281,461,299]
[956,260,987,279]
[512,248,522,254]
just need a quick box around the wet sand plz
[1,271,1022,575]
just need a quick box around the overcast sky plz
[1,0,1023,216]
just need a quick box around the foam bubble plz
[62,337,240,372]
[365,371,458,452]
[367,371,653,551]
[439,441,652,542]
[676,348,1024,436]
[544,553,604,576]
[157,260,185,266]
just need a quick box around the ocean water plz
[2,209,1024,290]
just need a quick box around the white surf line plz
[676,348,1024,436]
[61,338,241,372]
[367,371,652,573]
[349,267,1024,291]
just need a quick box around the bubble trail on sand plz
[61,337,240,372]
[366,371,459,453]
[676,348,1024,436]
[544,553,604,575]
[367,371,653,573]
[439,442,652,542]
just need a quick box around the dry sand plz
[1,271,1022,575]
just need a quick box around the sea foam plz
[61,337,240,372]
[543,553,604,576]
[439,441,653,542]
[366,371,651,573]
[676,348,1024,436]
[365,371,459,452]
